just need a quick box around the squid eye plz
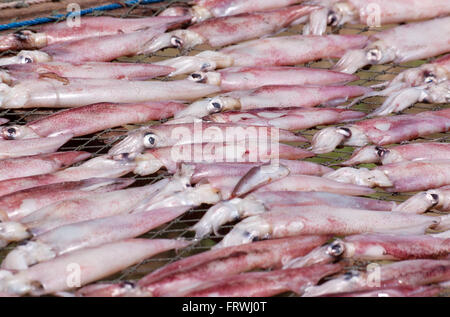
[337,127,352,138]
[170,36,183,48]
[207,99,223,114]
[19,55,33,64]
[344,271,359,280]
[327,241,345,257]
[2,126,18,140]
[327,11,339,26]
[375,146,388,158]
[189,72,206,83]
[367,48,382,62]
[143,132,157,148]
[427,192,439,206]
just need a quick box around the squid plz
[0,155,136,197]
[2,206,193,270]
[0,16,189,52]
[0,78,220,109]
[324,160,450,193]
[333,17,450,74]
[76,236,331,297]
[205,107,366,131]
[159,0,308,22]
[149,5,317,51]
[342,142,450,166]
[216,205,439,248]
[155,34,368,76]
[187,66,358,91]
[0,178,134,222]
[0,239,190,296]
[175,85,371,119]
[304,0,450,36]
[394,186,450,214]
[0,133,73,159]
[0,62,175,84]
[311,108,450,154]
[193,190,397,238]
[303,259,450,297]
[0,151,90,181]
[0,179,170,246]
[207,174,376,200]
[108,121,307,156]
[435,215,450,232]
[0,101,186,140]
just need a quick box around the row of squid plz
[0,0,449,296]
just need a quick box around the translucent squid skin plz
[151,5,317,51]
[395,186,450,214]
[0,239,190,296]
[0,134,74,160]
[0,155,136,198]
[0,102,186,140]
[0,16,189,52]
[0,178,134,222]
[216,206,438,248]
[1,206,192,270]
[131,142,314,176]
[188,159,332,183]
[175,264,343,297]
[334,17,450,74]
[0,62,175,83]
[311,108,450,154]
[176,85,371,119]
[108,121,307,156]
[0,151,90,182]
[206,107,366,131]
[303,259,450,297]
[342,143,450,166]
[77,236,330,297]
[325,160,450,193]
[189,66,359,91]
[0,78,220,109]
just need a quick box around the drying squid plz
[187,159,332,183]
[0,62,175,84]
[108,121,307,156]
[0,102,186,140]
[77,236,330,297]
[333,17,450,74]
[342,143,450,166]
[394,186,450,214]
[175,264,343,297]
[0,155,136,198]
[0,16,189,52]
[149,5,317,51]
[0,178,134,222]
[0,78,220,109]
[159,0,308,22]
[216,206,438,248]
[155,34,368,76]
[324,160,450,193]
[207,174,375,200]
[206,107,365,131]
[311,108,450,154]
[305,0,450,36]
[303,259,450,297]
[175,85,371,119]
[188,66,358,92]
[2,206,193,270]
[126,141,313,176]
[0,239,190,296]
[0,151,90,181]
[193,191,397,238]
[434,215,450,232]
[0,179,170,246]
[0,119,8,125]
[0,133,73,159]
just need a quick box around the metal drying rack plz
[0,0,448,295]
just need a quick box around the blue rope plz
[0,0,166,31]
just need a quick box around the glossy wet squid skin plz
[334,17,450,74]
[0,102,186,140]
[311,108,450,154]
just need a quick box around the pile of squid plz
[0,0,449,297]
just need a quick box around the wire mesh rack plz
[0,0,448,296]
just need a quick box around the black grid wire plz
[0,0,448,295]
